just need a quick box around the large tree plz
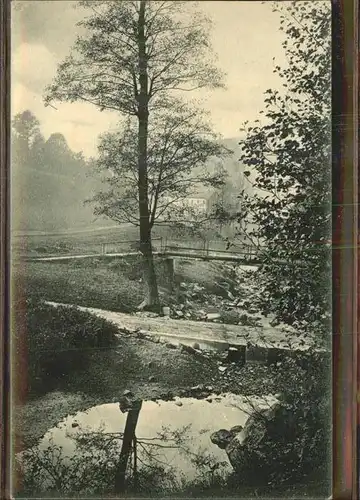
[44,0,224,310]
[237,1,331,343]
[90,101,229,230]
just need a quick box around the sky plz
[11,0,289,157]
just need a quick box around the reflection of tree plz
[16,401,228,497]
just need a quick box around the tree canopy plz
[11,110,98,231]
[44,0,224,115]
[90,101,230,228]
[44,0,226,309]
[238,1,331,342]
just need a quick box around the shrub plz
[230,350,331,494]
[13,299,119,397]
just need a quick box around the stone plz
[71,422,79,428]
[229,425,244,435]
[211,399,285,480]
[175,310,184,317]
[190,384,204,393]
[165,342,177,349]
[218,366,227,373]
[191,342,200,350]
[175,400,183,407]
[210,429,232,449]
[162,306,171,317]
[227,346,246,364]
[123,389,133,397]
[180,344,196,355]
[207,313,221,321]
[148,375,156,382]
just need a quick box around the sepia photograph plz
[10,0,333,497]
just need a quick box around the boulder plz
[210,429,232,449]
[211,398,283,478]
[207,313,221,321]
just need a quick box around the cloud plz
[12,43,58,94]
[10,1,289,156]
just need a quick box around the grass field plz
[11,224,238,257]
[12,254,229,314]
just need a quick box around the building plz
[160,196,208,220]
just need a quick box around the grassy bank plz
[12,256,228,313]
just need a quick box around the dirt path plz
[46,301,310,351]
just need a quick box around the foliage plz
[15,421,227,497]
[237,1,331,343]
[89,102,230,228]
[44,1,224,114]
[13,299,118,395]
[44,0,226,307]
[11,110,99,232]
[232,351,331,493]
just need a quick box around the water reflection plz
[17,393,277,496]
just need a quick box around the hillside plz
[11,130,252,234]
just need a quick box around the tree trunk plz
[137,0,160,312]
[114,401,143,493]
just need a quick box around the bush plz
[230,350,331,494]
[13,299,119,397]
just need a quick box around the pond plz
[19,393,278,492]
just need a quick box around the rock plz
[148,375,156,382]
[210,429,232,449]
[191,342,200,350]
[175,400,183,407]
[206,398,213,403]
[205,385,213,392]
[123,389,133,397]
[218,366,227,373]
[175,310,184,317]
[229,425,244,435]
[180,344,197,355]
[162,306,171,317]
[206,313,221,321]
[137,329,148,338]
[71,422,79,428]
[190,384,204,393]
[148,361,155,368]
[211,399,284,480]
[165,342,177,349]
